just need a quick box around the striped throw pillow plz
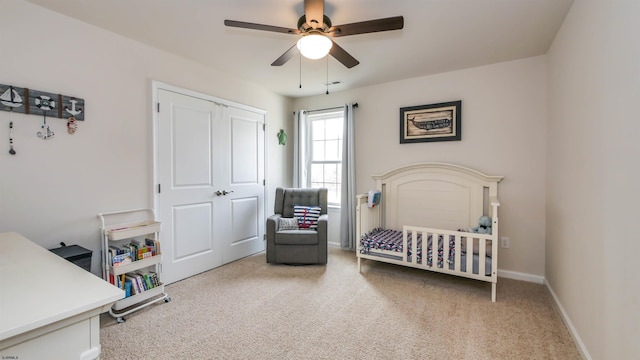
[293,205,321,230]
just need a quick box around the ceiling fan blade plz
[329,16,404,37]
[224,20,300,35]
[329,41,359,68]
[271,45,298,66]
[304,0,324,29]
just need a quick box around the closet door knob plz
[215,190,223,196]
[222,190,234,195]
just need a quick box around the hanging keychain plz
[37,111,55,139]
[8,114,16,155]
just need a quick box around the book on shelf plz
[143,273,153,289]
[119,271,160,295]
[108,240,161,266]
[108,245,132,267]
[148,272,160,287]
[124,280,132,297]
[125,274,141,295]
[130,273,143,292]
[112,253,132,266]
[145,238,161,255]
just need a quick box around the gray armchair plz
[266,187,328,264]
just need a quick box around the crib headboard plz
[372,163,503,231]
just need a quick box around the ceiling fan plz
[224,0,404,69]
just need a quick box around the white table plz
[0,232,124,359]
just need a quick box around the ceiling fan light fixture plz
[296,33,332,60]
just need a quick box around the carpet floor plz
[100,247,581,359]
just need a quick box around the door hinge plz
[262,124,265,131]
[263,179,266,186]
[158,184,161,194]
[157,102,160,112]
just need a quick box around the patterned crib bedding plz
[359,228,492,275]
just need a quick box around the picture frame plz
[399,100,461,143]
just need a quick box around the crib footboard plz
[357,224,499,302]
[403,225,498,302]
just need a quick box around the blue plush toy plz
[471,216,492,234]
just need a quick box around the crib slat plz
[466,237,473,274]
[422,231,428,268]
[454,235,461,272]
[411,229,417,265]
[403,229,409,263]
[442,232,449,270]
[432,232,438,268]
[479,237,486,276]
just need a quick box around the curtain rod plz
[304,102,358,114]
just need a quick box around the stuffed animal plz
[470,216,492,234]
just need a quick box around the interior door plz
[218,105,265,263]
[156,88,266,284]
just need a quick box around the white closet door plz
[156,88,265,284]
[218,105,265,264]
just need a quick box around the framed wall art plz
[399,100,461,143]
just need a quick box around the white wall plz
[0,1,291,273]
[326,207,341,247]
[546,1,640,359]
[293,56,548,278]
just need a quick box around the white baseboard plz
[498,269,544,284]
[545,280,592,360]
[496,271,590,359]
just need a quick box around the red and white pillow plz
[293,205,321,230]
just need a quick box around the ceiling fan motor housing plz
[297,15,332,33]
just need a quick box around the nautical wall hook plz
[0,83,85,121]
[36,97,55,140]
[37,114,54,140]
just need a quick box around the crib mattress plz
[359,228,492,276]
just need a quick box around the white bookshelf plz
[98,209,170,323]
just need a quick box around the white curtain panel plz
[340,103,356,250]
[292,110,307,187]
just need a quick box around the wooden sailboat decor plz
[0,83,85,121]
[0,85,26,113]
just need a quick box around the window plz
[306,110,344,205]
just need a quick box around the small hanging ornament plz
[8,118,16,155]
[36,95,55,140]
[67,116,78,134]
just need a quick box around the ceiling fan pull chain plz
[326,55,329,95]
[299,53,302,89]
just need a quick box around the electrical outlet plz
[501,236,510,248]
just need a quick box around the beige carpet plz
[100,247,581,359]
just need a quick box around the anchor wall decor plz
[0,83,85,121]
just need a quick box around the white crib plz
[356,162,503,302]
